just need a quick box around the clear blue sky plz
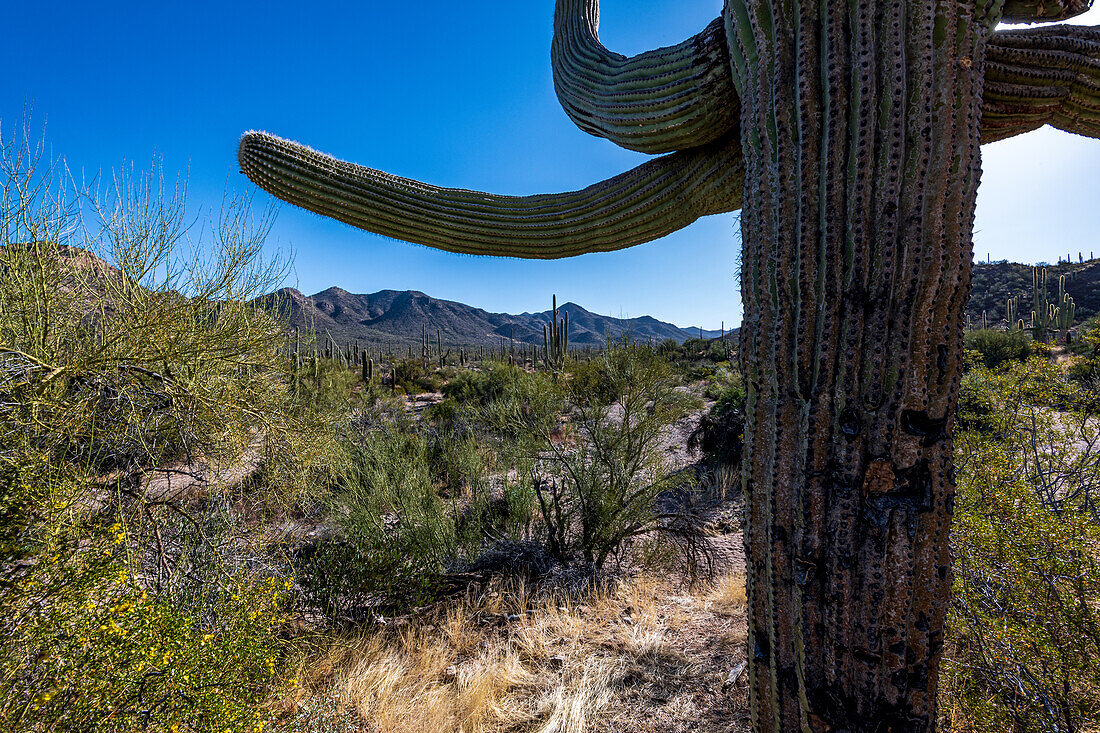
[3,1,1097,329]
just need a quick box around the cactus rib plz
[552,1,737,154]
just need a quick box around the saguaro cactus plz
[362,352,373,383]
[238,1,1100,729]
[543,294,570,371]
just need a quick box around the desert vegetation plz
[5,90,1100,733]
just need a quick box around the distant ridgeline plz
[967,257,1100,328]
[254,256,1100,350]
[249,287,727,349]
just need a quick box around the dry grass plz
[706,573,747,618]
[277,573,751,732]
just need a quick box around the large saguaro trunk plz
[726,1,997,729]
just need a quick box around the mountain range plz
[253,287,727,348]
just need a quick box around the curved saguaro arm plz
[551,0,736,154]
[1002,0,1094,23]
[238,132,743,260]
[983,25,1100,143]
[238,1,1097,261]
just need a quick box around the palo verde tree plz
[238,1,1100,729]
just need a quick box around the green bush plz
[963,328,1032,369]
[486,342,697,570]
[0,450,289,732]
[956,367,1000,433]
[689,383,746,467]
[946,435,1100,732]
[1067,320,1100,399]
[943,351,1100,732]
[299,420,536,615]
[568,355,621,406]
[290,354,361,410]
[440,361,527,407]
[392,358,443,394]
[0,122,301,730]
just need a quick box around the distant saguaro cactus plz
[1030,267,1078,342]
[238,1,1100,729]
[362,352,373,383]
[543,294,569,372]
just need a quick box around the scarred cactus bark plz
[726,0,997,727]
[238,1,1099,730]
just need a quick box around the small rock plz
[726,661,747,686]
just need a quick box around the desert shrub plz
[299,421,535,615]
[943,353,1100,732]
[440,361,528,407]
[656,337,679,356]
[489,342,698,570]
[559,343,698,568]
[0,515,289,731]
[392,357,443,394]
[1067,320,1100,408]
[1068,316,1100,357]
[0,120,300,730]
[290,354,361,410]
[0,441,291,732]
[336,426,467,598]
[689,383,746,468]
[956,367,1000,433]
[478,367,565,453]
[702,365,743,401]
[568,355,621,406]
[958,355,1085,429]
[945,435,1100,732]
[963,328,1031,369]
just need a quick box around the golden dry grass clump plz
[279,574,750,733]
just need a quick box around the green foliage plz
[558,343,697,568]
[943,354,1100,732]
[657,336,735,382]
[483,342,697,570]
[0,121,301,731]
[291,355,360,409]
[689,381,746,467]
[297,419,535,615]
[392,357,443,394]
[0,449,290,732]
[1067,319,1100,398]
[956,368,1000,433]
[439,361,528,408]
[568,356,622,407]
[963,328,1031,369]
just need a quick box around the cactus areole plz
[239,1,1099,729]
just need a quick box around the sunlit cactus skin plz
[238,1,1099,730]
[238,132,744,259]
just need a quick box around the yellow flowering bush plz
[0,457,292,732]
[0,123,306,732]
